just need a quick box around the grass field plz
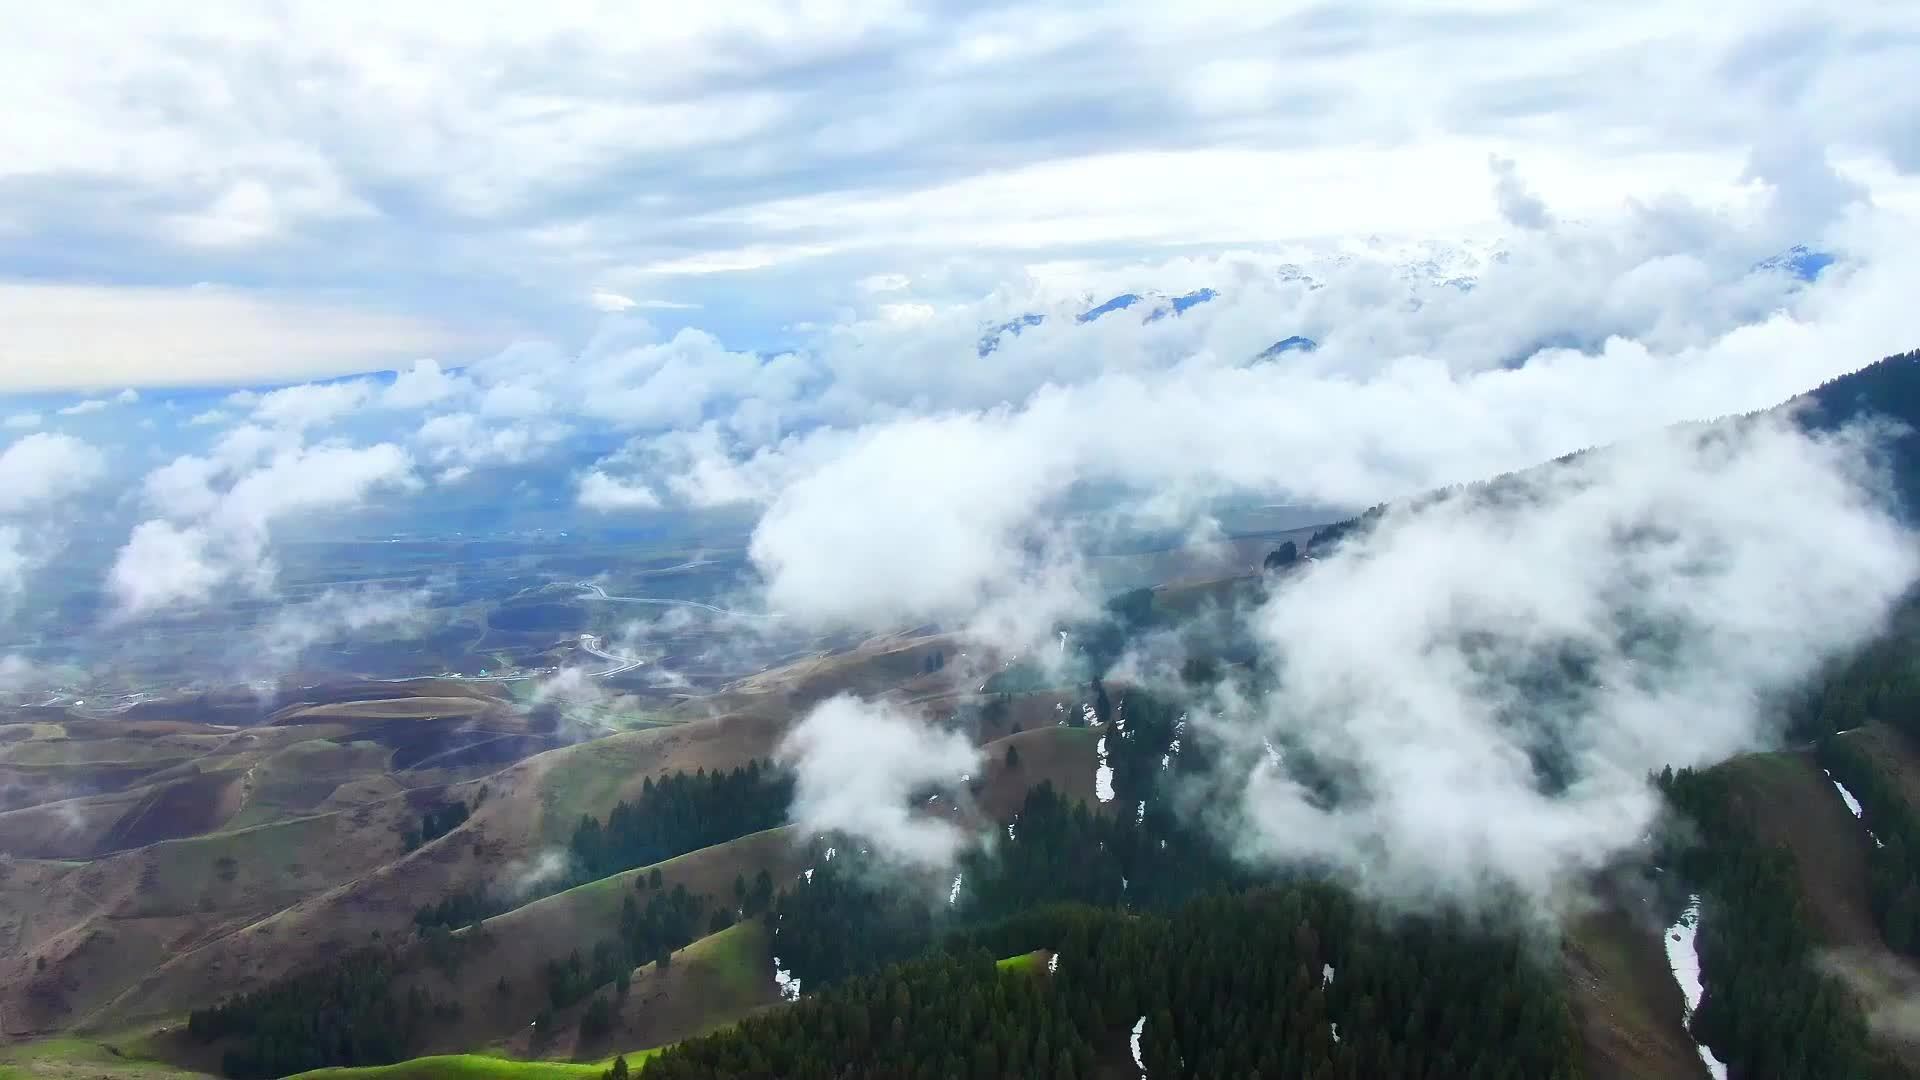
[272,697,498,723]
[995,949,1049,974]
[0,1036,214,1080]
[284,1048,662,1080]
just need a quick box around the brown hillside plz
[1562,900,1711,1080]
[73,711,792,1034]
[397,828,805,1057]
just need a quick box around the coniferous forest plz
[184,947,458,1079]
[649,887,1581,1080]
[1656,764,1898,1080]
[415,761,791,930]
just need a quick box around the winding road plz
[573,581,785,621]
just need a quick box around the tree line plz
[184,946,459,1079]
[402,798,469,852]
[416,761,791,931]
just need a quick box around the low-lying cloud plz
[0,432,105,513]
[1207,413,1915,906]
[252,587,434,679]
[109,437,418,617]
[777,694,983,869]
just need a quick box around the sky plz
[2,0,1918,392]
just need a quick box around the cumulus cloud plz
[0,432,106,513]
[0,433,107,610]
[414,411,569,474]
[1200,414,1916,907]
[109,440,417,617]
[4,414,41,430]
[107,520,229,617]
[778,695,984,868]
[716,211,1920,633]
[382,359,466,410]
[251,379,374,430]
[578,471,663,511]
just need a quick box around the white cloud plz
[58,398,110,416]
[736,233,1919,634]
[1,0,1911,361]
[1213,414,1917,907]
[778,694,985,869]
[251,379,373,430]
[0,526,26,605]
[858,273,911,293]
[109,439,417,616]
[2,414,39,430]
[188,409,231,426]
[577,470,662,511]
[414,411,568,471]
[107,520,227,617]
[0,653,40,692]
[382,358,466,409]
[0,432,106,513]
[253,587,431,676]
[590,290,637,312]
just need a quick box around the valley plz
[8,354,1920,1079]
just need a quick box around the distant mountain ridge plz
[974,242,1834,363]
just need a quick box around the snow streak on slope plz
[1823,768,1885,848]
[1663,895,1729,1080]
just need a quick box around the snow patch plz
[949,872,963,906]
[1322,963,1335,988]
[1130,1015,1147,1075]
[773,956,801,1002]
[1135,799,1146,824]
[1824,770,1886,848]
[1095,736,1115,802]
[1663,895,1729,1080]
[803,868,813,883]
[1047,952,1059,974]
[1330,1022,1340,1044]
